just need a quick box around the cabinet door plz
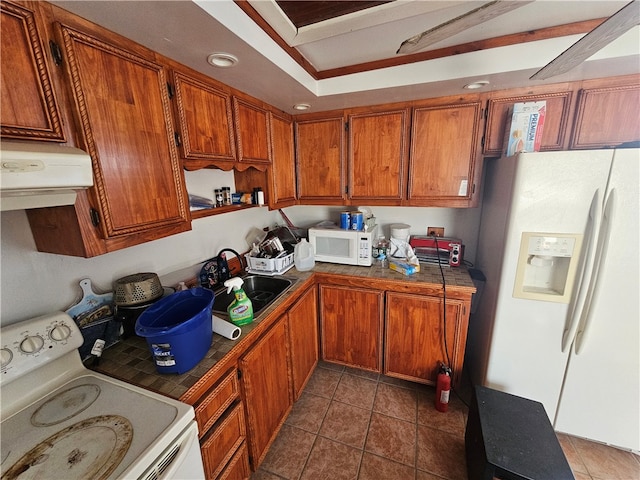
[484,91,573,156]
[295,116,346,203]
[233,97,271,168]
[172,71,236,168]
[239,317,292,467]
[287,286,319,399]
[56,23,190,242]
[384,292,469,387]
[320,284,383,372]
[269,112,297,207]
[1,1,65,141]
[570,84,640,149]
[348,109,409,204]
[407,101,482,207]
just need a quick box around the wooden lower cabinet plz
[239,316,293,468]
[287,285,319,399]
[384,292,470,387]
[194,368,250,479]
[320,284,384,372]
[217,441,251,480]
[195,368,241,436]
[200,402,247,479]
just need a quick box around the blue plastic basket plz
[135,287,214,374]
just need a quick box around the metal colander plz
[113,272,164,306]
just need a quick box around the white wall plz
[0,206,281,324]
[1,199,481,326]
[283,205,481,261]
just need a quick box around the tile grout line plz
[296,364,345,480]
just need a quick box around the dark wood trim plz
[233,2,604,82]
[233,0,319,78]
[319,19,605,79]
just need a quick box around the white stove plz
[0,312,205,479]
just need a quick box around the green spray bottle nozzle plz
[224,277,244,294]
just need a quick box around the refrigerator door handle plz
[562,190,600,352]
[574,189,615,355]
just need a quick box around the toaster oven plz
[409,235,463,266]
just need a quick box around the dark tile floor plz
[252,362,640,480]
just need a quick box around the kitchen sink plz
[212,275,296,317]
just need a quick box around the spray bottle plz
[224,277,254,326]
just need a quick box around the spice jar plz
[222,187,232,206]
[214,188,223,207]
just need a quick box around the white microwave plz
[308,225,378,266]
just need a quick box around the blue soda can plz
[350,212,363,231]
[340,211,351,229]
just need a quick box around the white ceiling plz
[52,0,640,114]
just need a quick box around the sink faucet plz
[216,248,245,284]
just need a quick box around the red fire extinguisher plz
[435,363,452,412]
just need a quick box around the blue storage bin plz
[135,287,214,374]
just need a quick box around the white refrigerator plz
[467,148,639,452]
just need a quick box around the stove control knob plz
[1,348,13,368]
[20,335,45,354]
[49,324,72,342]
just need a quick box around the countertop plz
[90,262,476,401]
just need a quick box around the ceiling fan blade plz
[396,1,533,55]
[530,0,640,80]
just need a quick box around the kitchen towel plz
[212,315,241,340]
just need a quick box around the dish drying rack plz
[245,251,295,276]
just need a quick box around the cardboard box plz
[389,258,419,275]
[504,101,546,156]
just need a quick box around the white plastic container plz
[294,239,315,271]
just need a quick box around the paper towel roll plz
[212,315,241,340]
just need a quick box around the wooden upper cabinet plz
[570,83,640,149]
[384,292,469,388]
[57,24,189,239]
[295,115,346,203]
[269,112,297,207]
[26,19,190,257]
[171,70,236,170]
[348,108,409,205]
[407,100,483,207]
[484,91,573,156]
[233,97,271,169]
[1,1,65,141]
[320,284,384,372]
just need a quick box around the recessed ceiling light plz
[463,80,490,90]
[293,103,311,111]
[207,53,239,68]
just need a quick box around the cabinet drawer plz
[195,369,240,437]
[217,441,250,480]
[201,402,247,480]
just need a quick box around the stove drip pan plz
[3,415,132,480]
[31,384,101,427]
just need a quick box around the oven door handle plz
[155,421,204,479]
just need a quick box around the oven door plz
[137,421,204,480]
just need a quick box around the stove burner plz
[31,384,100,427]
[4,415,133,480]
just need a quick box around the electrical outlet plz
[427,227,444,237]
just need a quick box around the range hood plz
[0,141,93,211]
